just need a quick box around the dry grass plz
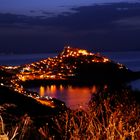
[47,104,139,140]
[2,88,140,140]
[38,88,140,140]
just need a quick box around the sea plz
[0,51,140,109]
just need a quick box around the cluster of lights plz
[0,67,57,108]
[1,46,127,109]
[17,46,111,82]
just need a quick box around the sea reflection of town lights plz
[38,85,99,109]
[50,85,56,94]
[60,84,64,91]
[40,86,45,97]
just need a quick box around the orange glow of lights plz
[40,86,45,97]
[91,85,97,93]
[60,85,64,91]
[50,85,57,94]
[103,58,109,63]
[36,99,55,108]
[78,50,89,55]
[67,87,91,109]
[21,76,26,81]
[40,75,44,78]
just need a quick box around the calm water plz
[29,85,98,109]
[0,52,140,108]
[0,53,56,66]
[103,51,140,72]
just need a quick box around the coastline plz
[0,48,140,139]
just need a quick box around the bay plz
[0,51,140,108]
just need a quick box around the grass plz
[1,86,140,140]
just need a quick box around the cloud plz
[113,17,140,29]
[0,0,134,16]
[0,2,140,53]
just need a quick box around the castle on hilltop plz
[61,46,94,57]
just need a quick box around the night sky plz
[0,0,140,54]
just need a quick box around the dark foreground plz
[0,83,140,140]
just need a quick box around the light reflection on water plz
[30,85,99,109]
[29,81,140,109]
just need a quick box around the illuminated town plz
[0,1,140,139]
[0,46,140,139]
[17,46,113,81]
[0,46,129,108]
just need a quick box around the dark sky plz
[0,0,140,54]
